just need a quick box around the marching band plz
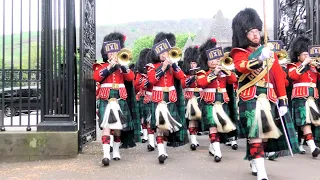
[93,7,320,180]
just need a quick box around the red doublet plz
[288,62,320,99]
[196,70,237,104]
[147,63,185,103]
[182,74,203,99]
[93,63,134,100]
[230,47,287,102]
[140,76,153,104]
[134,72,146,101]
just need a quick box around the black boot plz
[190,144,197,151]
[102,158,110,166]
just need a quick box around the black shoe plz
[209,151,214,156]
[232,144,238,150]
[158,154,166,164]
[142,139,147,143]
[312,148,320,158]
[147,144,155,151]
[102,158,110,166]
[113,157,121,161]
[190,144,197,151]
[214,156,221,162]
[119,144,128,149]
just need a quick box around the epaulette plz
[92,62,105,70]
[230,48,248,57]
[287,63,297,70]
[145,63,155,68]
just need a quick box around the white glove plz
[279,106,288,116]
[258,47,273,61]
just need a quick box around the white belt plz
[255,81,274,88]
[293,83,316,88]
[101,83,125,89]
[203,88,226,93]
[146,91,152,96]
[185,88,203,92]
[153,86,175,92]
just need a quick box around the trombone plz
[108,48,132,66]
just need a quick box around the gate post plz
[37,0,77,131]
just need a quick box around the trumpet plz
[168,47,182,63]
[220,52,234,70]
[310,57,320,67]
[108,48,132,66]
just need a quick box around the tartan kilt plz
[238,87,299,160]
[137,96,147,124]
[143,101,153,124]
[185,92,202,127]
[150,89,189,147]
[201,93,237,143]
[98,88,141,144]
[98,90,134,130]
[292,88,320,142]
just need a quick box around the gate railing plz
[0,0,42,131]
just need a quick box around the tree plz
[131,35,154,63]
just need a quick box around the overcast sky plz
[0,0,274,35]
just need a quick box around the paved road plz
[1,136,320,180]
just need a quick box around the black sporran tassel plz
[159,112,165,125]
[108,110,117,124]
[217,112,226,126]
[118,110,126,124]
[191,104,196,116]
[310,107,320,121]
[261,110,271,133]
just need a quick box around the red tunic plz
[287,62,320,99]
[140,75,153,104]
[230,47,287,103]
[181,74,203,100]
[134,72,146,101]
[196,70,237,104]
[96,83,101,100]
[147,63,185,103]
[93,63,134,100]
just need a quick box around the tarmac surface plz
[1,136,320,180]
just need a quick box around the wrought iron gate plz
[274,0,320,49]
[78,0,96,152]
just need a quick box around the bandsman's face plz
[299,52,309,62]
[246,29,261,44]
[207,59,219,69]
[107,52,117,59]
[160,51,169,61]
[190,62,197,69]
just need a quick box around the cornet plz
[310,57,320,67]
[168,47,182,64]
[108,48,132,66]
[219,52,234,70]
[276,49,290,65]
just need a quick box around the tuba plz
[168,47,182,63]
[117,48,132,66]
[220,52,234,70]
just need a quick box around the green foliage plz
[131,35,154,64]
[131,33,195,64]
